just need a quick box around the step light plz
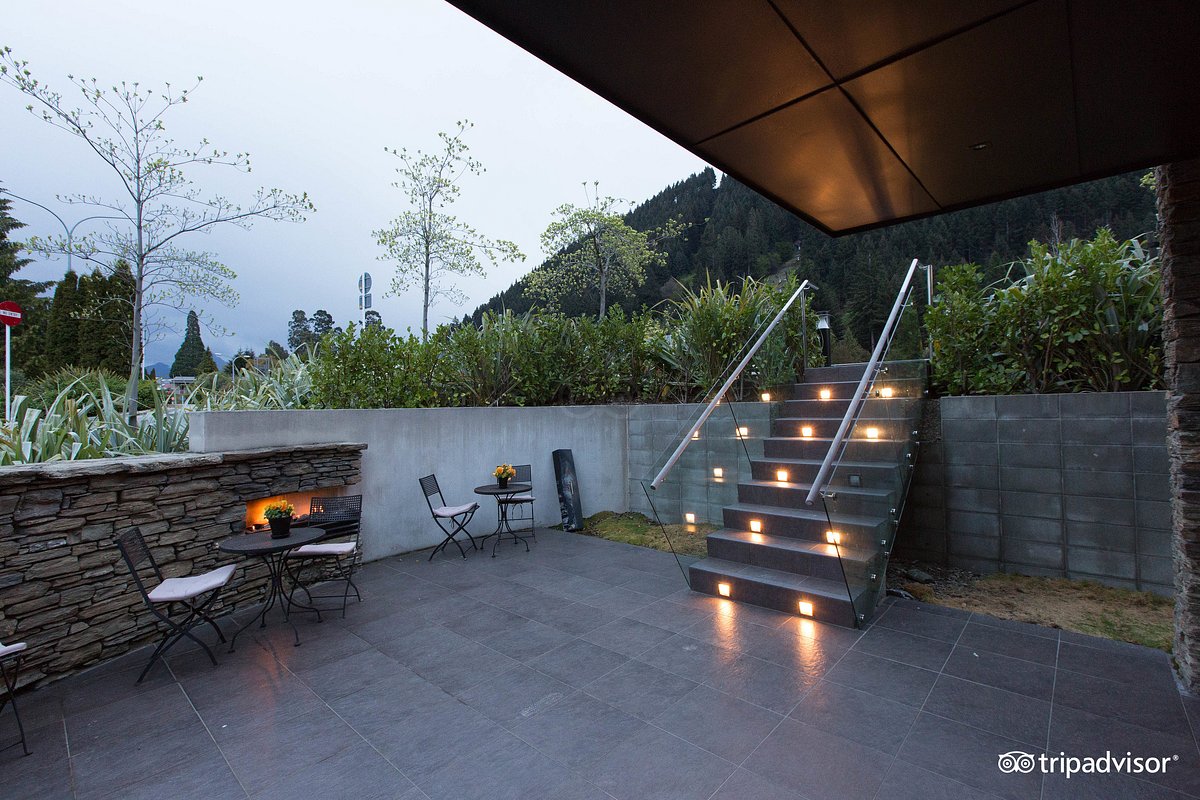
[691,430,701,440]
[749,519,762,532]
[798,600,814,617]
[819,388,832,400]
[750,532,764,543]
[775,469,789,482]
[717,582,731,597]
[825,530,841,545]
[761,392,772,402]
[800,425,814,438]
[684,512,696,524]
[865,427,880,439]
[879,387,894,398]
[736,426,749,438]
[712,467,724,479]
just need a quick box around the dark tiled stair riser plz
[689,360,926,627]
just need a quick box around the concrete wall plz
[626,403,770,526]
[899,392,1171,595]
[191,406,630,560]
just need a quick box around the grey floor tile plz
[580,724,737,800]
[790,679,919,755]
[851,625,955,672]
[418,730,571,800]
[1042,771,1195,799]
[98,750,247,800]
[457,664,571,728]
[253,619,373,672]
[708,768,798,800]
[730,624,850,675]
[956,620,1060,666]
[824,649,938,707]
[221,706,362,795]
[483,618,576,661]
[511,691,646,769]
[528,638,629,688]
[625,598,715,633]
[530,601,620,636]
[942,645,1056,701]
[67,682,195,753]
[897,712,1042,800]
[877,759,997,800]
[923,674,1050,748]
[442,603,528,640]
[71,719,224,800]
[742,718,891,800]
[373,698,502,783]
[1054,667,1191,737]
[0,720,74,800]
[249,740,412,800]
[652,684,782,762]
[583,659,698,721]
[874,604,968,643]
[578,586,660,616]
[635,635,757,687]
[293,647,405,701]
[1058,640,1176,690]
[706,655,817,715]
[968,612,1061,641]
[582,617,675,658]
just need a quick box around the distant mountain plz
[472,168,1156,349]
[145,353,226,379]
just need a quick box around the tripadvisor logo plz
[998,751,1179,778]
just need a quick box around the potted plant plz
[493,463,516,489]
[264,499,295,539]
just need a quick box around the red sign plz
[0,301,21,327]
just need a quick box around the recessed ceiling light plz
[969,141,992,151]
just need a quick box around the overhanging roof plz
[447,0,1200,235]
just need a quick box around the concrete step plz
[772,416,909,441]
[750,457,905,489]
[721,502,890,545]
[788,376,926,402]
[801,364,869,382]
[688,558,873,627]
[763,435,910,461]
[706,528,876,583]
[737,479,894,517]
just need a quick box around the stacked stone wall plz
[0,443,364,687]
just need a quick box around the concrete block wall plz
[626,403,770,526]
[898,392,1170,595]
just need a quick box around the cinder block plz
[1129,391,1168,417]
[1000,466,1063,494]
[1004,539,1064,570]
[947,510,1000,537]
[1067,547,1136,580]
[1139,529,1172,559]
[1062,417,1131,446]
[951,533,1001,559]
[1065,521,1136,553]
[999,443,1061,469]
[1061,393,1130,417]
[906,506,946,532]
[995,394,1059,419]
[943,442,999,466]
[1138,555,1173,589]
[944,464,999,489]
[1061,444,1133,473]
[1002,564,1066,579]
[1134,446,1169,475]
[1002,515,1064,544]
[919,442,945,465]
[948,555,1001,575]
[1136,500,1171,531]
[908,484,944,508]
[943,418,998,443]
[1132,417,1167,446]
[1135,472,1169,502]
[1064,495,1135,527]
[946,487,1001,514]
[940,396,997,419]
[1062,469,1135,499]
[1068,573,1138,591]
[1000,491,1062,519]
[998,418,1060,444]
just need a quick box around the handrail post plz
[805,259,920,506]
[801,300,808,374]
[650,279,814,490]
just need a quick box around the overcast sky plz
[0,0,709,365]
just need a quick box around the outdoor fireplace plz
[245,488,343,532]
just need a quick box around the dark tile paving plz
[3,531,1198,800]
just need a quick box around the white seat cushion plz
[148,564,235,603]
[433,503,478,518]
[501,494,535,503]
[0,641,27,658]
[287,542,357,558]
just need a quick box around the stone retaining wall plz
[0,443,364,687]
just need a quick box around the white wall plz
[190,406,630,560]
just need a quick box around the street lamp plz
[0,189,123,275]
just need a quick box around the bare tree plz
[0,48,314,414]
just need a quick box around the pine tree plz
[44,271,82,371]
[195,347,218,376]
[170,310,207,377]
[76,266,133,373]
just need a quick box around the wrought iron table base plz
[227,551,323,652]
[478,500,532,557]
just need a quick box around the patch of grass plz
[901,569,1173,651]
[574,511,714,558]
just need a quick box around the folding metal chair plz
[285,495,363,619]
[0,640,29,756]
[419,474,479,560]
[115,527,235,683]
[498,463,536,539]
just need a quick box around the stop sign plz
[0,301,21,327]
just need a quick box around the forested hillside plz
[472,168,1155,349]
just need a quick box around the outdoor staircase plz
[688,361,927,627]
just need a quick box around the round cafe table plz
[473,483,533,558]
[219,526,326,652]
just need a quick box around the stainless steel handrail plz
[804,259,920,506]
[650,279,815,490]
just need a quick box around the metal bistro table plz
[219,526,326,652]
[473,483,533,557]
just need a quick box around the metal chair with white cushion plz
[0,640,29,756]
[419,474,479,560]
[285,495,363,619]
[116,527,235,683]
[498,463,536,538]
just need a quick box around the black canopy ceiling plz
[446,0,1200,235]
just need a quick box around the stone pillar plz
[1159,159,1200,690]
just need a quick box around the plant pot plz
[497,477,509,489]
[268,516,293,539]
